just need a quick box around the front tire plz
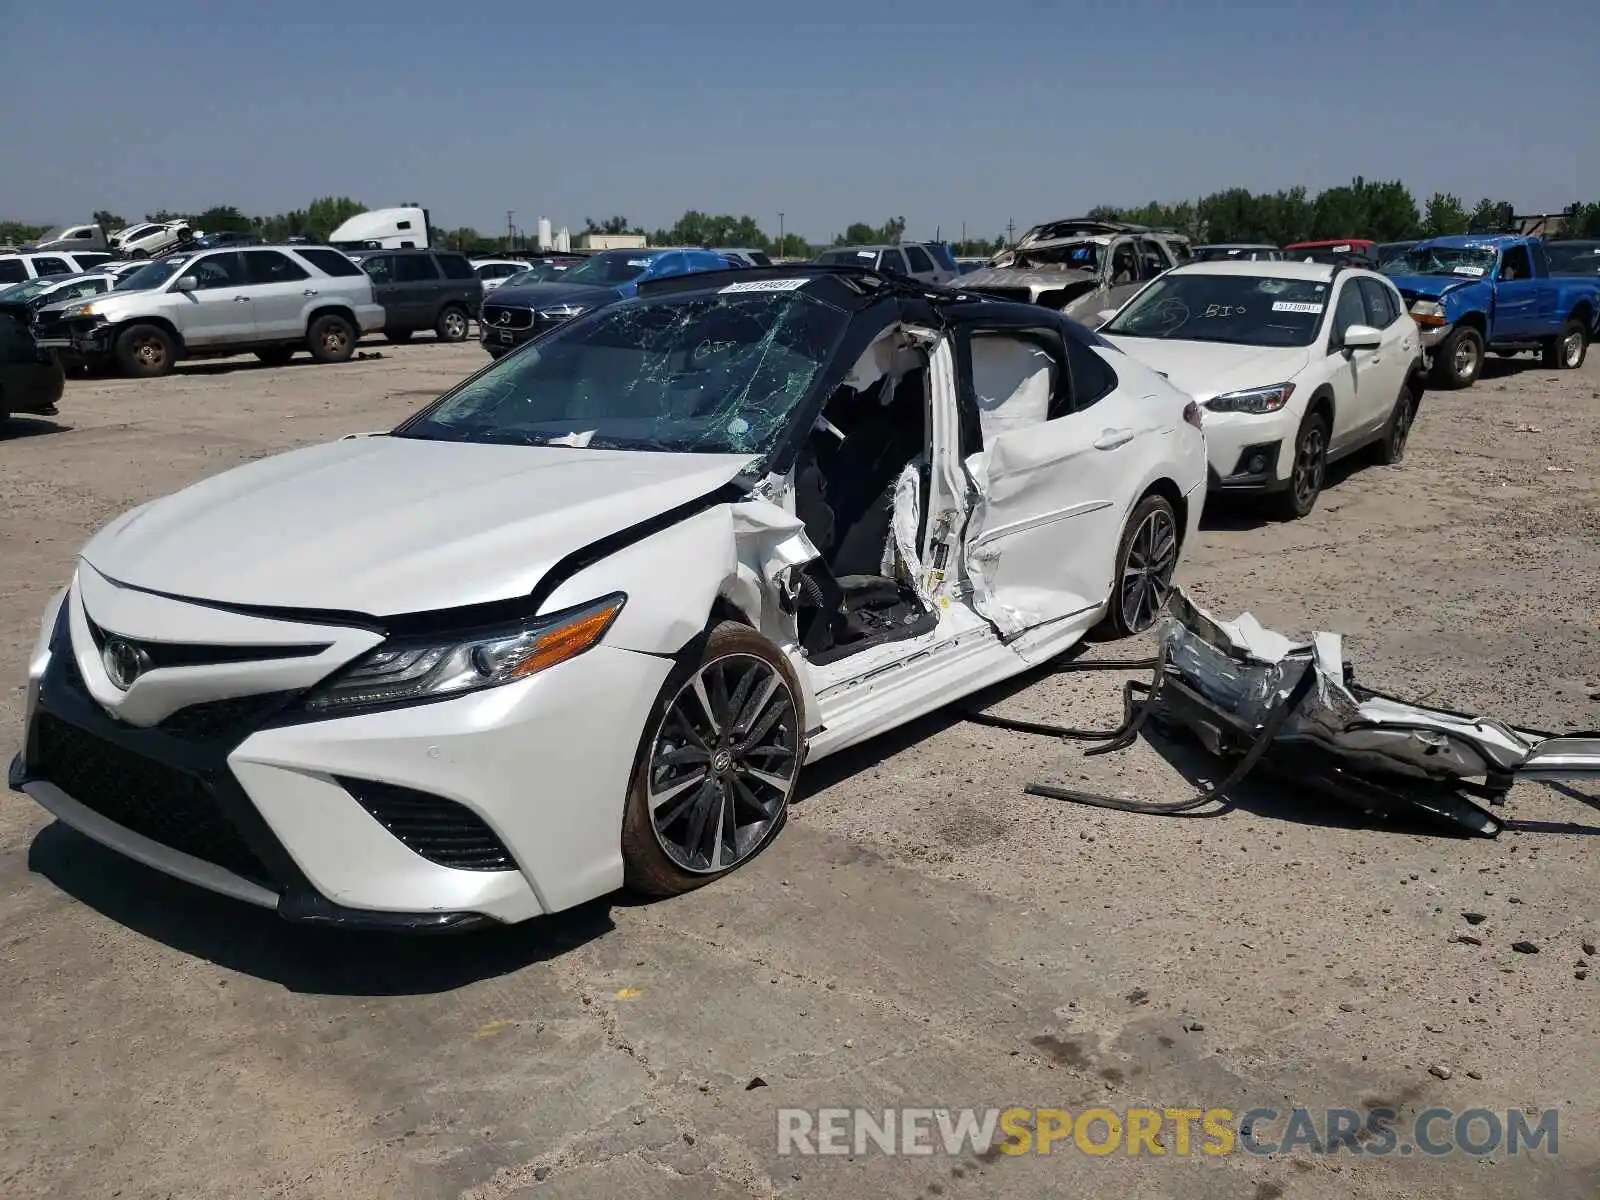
[1540,318,1588,371]
[435,305,470,342]
[114,324,175,377]
[306,314,356,363]
[622,621,803,897]
[1098,493,1179,637]
[1430,325,1483,389]
[1272,410,1329,520]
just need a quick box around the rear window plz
[1545,242,1600,276]
[295,247,364,277]
[436,253,477,280]
[394,254,440,283]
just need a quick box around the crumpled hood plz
[485,281,619,310]
[1101,337,1309,402]
[81,436,758,616]
[961,266,1097,292]
[1383,273,1479,302]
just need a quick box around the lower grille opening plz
[338,778,516,872]
[157,693,296,742]
[29,713,275,886]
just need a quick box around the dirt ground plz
[2,340,1596,1200]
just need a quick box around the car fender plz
[534,497,816,659]
[1441,283,1492,337]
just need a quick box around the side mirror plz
[173,275,198,293]
[1340,323,1382,351]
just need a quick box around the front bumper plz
[1414,319,1452,349]
[478,306,576,355]
[32,317,113,358]
[11,580,672,928]
[1200,409,1294,493]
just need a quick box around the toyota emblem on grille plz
[102,638,151,691]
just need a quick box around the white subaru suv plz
[32,245,386,377]
[1100,260,1423,519]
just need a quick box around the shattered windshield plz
[560,253,656,287]
[1015,241,1102,271]
[1105,274,1330,347]
[117,255,189,291]
[1382,245,1498,279]
[1546,241,1600,276]
[0,277,62,302]
[397,283,849,455]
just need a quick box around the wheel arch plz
[1567,300,1594,331]
[110,315,185,353]
[306,303,358,334]
[1305,383,1336,431]
[1137,476,1188,550]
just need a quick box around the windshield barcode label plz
[1272,301,1323,314]
[719,278,810,294]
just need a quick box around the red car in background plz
[1284,239,1377,267]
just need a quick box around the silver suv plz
[812,243,959,284]
[32,245,385,377]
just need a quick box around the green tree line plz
[6,184,1599,258]
[1086,180,1600,244]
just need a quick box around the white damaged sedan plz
[13,267,1205,930]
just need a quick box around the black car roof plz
[635,263,1111,345]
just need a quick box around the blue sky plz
[2,0,1597,242]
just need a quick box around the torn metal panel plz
[1158,589,1600,800]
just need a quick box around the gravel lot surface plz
[2,342,1596,1199]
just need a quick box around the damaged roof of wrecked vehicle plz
[1165,259,1339,282]
[635,264,1115,343]
[957,266,1100,294]
[1412,233,1528,250]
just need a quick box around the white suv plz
[0,251,115,285]
[1101,260,1423,519]
[108,220,197,259]
[32,245,386,377]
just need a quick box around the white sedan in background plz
[12,267,1204,930]
[471,258,532,292]
[1100,260,1423,519]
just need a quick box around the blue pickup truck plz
[1381,234,1600,389]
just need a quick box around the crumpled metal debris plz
[1009,589,1598,837]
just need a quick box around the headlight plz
[61,303,101,319]
[1204,382,1295,414]
[1409,300,1447,325]
[305,593,625,713]
[538,304,587,319]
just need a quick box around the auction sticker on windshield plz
[1454,266,1486,276]
[1272,301,1323,314]
[719,278,810,294]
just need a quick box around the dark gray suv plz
[346,248,484,343]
